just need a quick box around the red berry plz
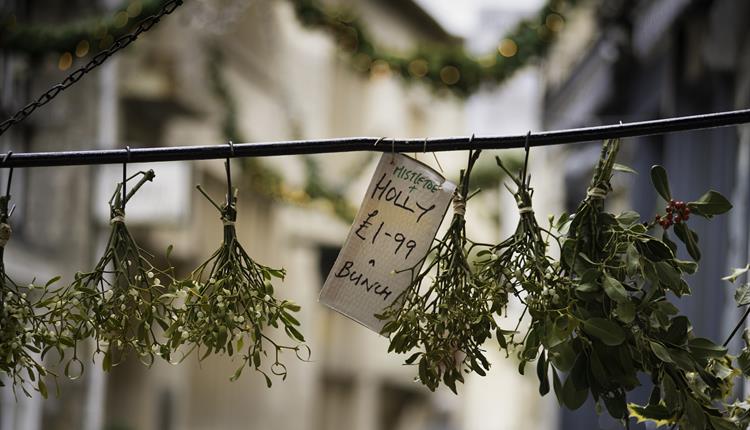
[655,214,661,221]
[666,207,673,213]
[684,207,690,215]
[675,216,682,223]
[677,201,685,209]
[669,199,676,206]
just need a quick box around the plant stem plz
[723,305,750,347]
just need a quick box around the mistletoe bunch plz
[378,150,500,393]
[0,192,65,398]
[166,171,306,387]
[57,170,177,372]
[475,154,574,370]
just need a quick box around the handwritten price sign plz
[319,153,456,333]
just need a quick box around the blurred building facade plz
[543,0,750,428]
[0,1,557,430]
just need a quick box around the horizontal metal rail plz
[2,108,750,168]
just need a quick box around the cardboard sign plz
[319,153,456,333]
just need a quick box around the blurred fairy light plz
[58,52,73,70]
[75,40,90,58]
[127,0,143,18]
[370,59,391,77]
[408,59,428,78]
[498,38,518,57]
[439,65,460,85]
[113,11,129,28]
[545,13,564,32]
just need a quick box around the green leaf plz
[628,403,674,426]
[654,261,681,291]
[615,300,635,324]
[674,259,698,274]
[544,317,574,349]
[723,264,750,282]
[537,351,550,396]
[738,350,750,376]
[684,397,706,429]
[688,190,732,218]
[38,380,48,399]
[665,316,689,346]
[602,390,627,419]
[734,283,750,306]
[404,352,421,365]
[588,350,609,389]
[549,342,576,372]
[570,353,589,390]
[45,275,62,287]
[230,365,244,381]
[602,275,629,303]
[649,341,673,363]
[582,318,626,346]
[636,239,674,262]
[673,223,700,261]
[613,163,637,175]
[688,337,727,360]
[650,165,671,202]
[625,244,640,276]
[662,374,680,411]
[562,374,588,410]
[555,212,570,232]
[708,415,740,430]
[552,368,563,405]
[616,211,641,226]
[285,326,305,342]
[661,231,678,255]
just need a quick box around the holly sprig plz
[649,164,732,261]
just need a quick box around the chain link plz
[0,0,184,137]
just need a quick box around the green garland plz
[2,0,578,96]
[0,0,168,56]
[290,0,579,96]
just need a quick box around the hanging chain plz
[0,0,184,137]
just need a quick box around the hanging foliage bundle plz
[464,141,739,428]
[535,140,737,427]
[475,152,573,361]
[378,150,500,393]
[0,186,63,398]
[59,170,176,373]
[168,162,306,387]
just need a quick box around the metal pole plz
[2,108,750,168]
